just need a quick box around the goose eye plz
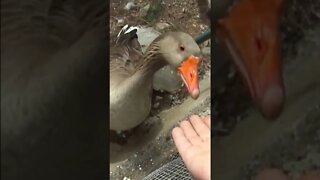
[179,46,185,51]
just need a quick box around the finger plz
[179,120,202,145]
[172,127,192,153]
[203,115,211,128]
[190,115,210,141]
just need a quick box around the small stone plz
[153,102,160,108]
[139,4,150,17]
[124,1,136,10]
[155,96,163,101]
[201,47,211,55]
[117,18,124,25]
[205,40,211,47]
[154,22,171,31]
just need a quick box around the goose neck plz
[140,44,167,76]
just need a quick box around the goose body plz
[110,26,201,131]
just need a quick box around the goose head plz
[155,32,201,99]
[217,0,285,119]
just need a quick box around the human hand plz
[172,115,211,180]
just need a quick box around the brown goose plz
[110,25,201,131]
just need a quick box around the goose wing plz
[110,25,143,82]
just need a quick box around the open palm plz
[172,115,211,180]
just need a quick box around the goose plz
[110,25,202,131]
[197,0,286,119]
[2,0,109,178]
[216,0,286,119]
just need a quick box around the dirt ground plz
[241,105,320,180]
[110,0,208,37]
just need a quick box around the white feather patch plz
[117,24,140,37]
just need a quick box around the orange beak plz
[178,56,200,99]
[217,0,286,119]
